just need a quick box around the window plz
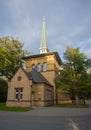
[22,61,26,69]
[37,63,42,72]
[15,88,23,101]
[46,90,52,100]
[43,62,47,71]
[17,76,22,81]
[32,64,36,70]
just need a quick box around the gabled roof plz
[9,67,52,87]
[25,69,52,87]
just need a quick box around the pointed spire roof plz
[39,16,49,54]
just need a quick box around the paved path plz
[0,100,91,130]
[26,106,91,117]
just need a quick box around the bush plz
[72,99,85,105]
[0,78,8,103]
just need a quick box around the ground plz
[0,100,91,130]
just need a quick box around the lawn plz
[52,103,89,108]
[0,103,32,112]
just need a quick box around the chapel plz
[6,17,70,107]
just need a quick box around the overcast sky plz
[0,0,91,59]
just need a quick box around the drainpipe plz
[29,79,32,107]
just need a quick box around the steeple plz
[39,16,49,54]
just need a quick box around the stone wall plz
[6,68,32,107]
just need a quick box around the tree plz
[55,47,91,104]
[0,36,31,79]
[82,69,91,99]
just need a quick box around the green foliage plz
[0,103,32,112]
[79,73,91,99]
[0,36,31,79]
[0,78,8,103]
[55,46,91,101]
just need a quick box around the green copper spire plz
[39,16,49,54]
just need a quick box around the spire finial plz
[43,16,45,21]
[39,16,49,54]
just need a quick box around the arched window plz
[37,63,42,72]
[32,64,36,70]
[43,62,47,71]
[22,61,26,70]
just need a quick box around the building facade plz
[6,17,71,107]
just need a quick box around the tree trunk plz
[75,95,79,104]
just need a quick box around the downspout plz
[29,79,32,107]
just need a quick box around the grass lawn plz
[0,103,32,112]
[52,103,89,108]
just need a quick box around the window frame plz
[43,62,47,71]
[15,88,23,101]
[31,64,36,70]
[37,63,42,72]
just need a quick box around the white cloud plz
[0,0,91,58]
[84,49,91,59]
[9,0,25,9]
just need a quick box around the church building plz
[6,17,71,107]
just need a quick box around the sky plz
[0,0,91,59]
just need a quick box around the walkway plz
[0,100,91,130]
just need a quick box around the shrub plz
[0,78,8,103]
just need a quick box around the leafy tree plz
[0,78,8,103]
[0,36,31,79]
[55,47,91,104]
[82,70,91,99]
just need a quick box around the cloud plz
[0,0,91,59]
[84,49,91,59]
